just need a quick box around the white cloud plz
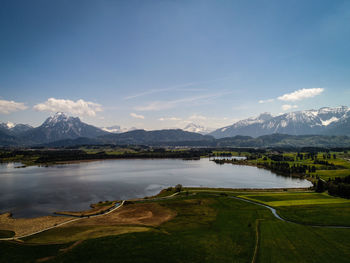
[34,98,102,117]
[130,112,145,119]
[124,82,199,100]
[281,104,298,111]
[135,93,228,111]
[258,98,275,104]
[278,88,324,102]
[0,99,27,114]
[159,117,181,121]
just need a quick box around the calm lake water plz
[0,159,312,218]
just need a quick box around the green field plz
[237,191,350,226]
[239,192,350,206]
[277,203,350,226]
[23,226,150,244]
[1,191,350,262]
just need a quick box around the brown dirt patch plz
[69,203,176,227]
[0,213,73,237]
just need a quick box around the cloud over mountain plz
[34,98,102,117]
[130,113,145,119]
[278,88,324,102]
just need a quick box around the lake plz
[0,159,312,218]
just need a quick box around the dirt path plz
[251,219,263,263]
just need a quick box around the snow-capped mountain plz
[183,123,213,134]
[21,112,108,143]
[0,122,33,135]
[102,125,122,133]
[210,106,350,138]
[101,125,138,133]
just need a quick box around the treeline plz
[0,149,211,164]
[315,176,350,199]
[258,161,316,176]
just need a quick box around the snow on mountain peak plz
[0,122,15,129]
[321,117,339,126]
[210,106,350,138]
[183,123,212,134]
[5,122,15,129]
[44,112,74,125]
[257,112,274,121]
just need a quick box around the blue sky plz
[1,0,349,130]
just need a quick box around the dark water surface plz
[0,159,312,218]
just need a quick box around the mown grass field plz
[24,225,150,244]
[1,191,350,262]
[239,192,350,206]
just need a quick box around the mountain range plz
[0,112,213,146]
[0,122,33,136]
[210,106,350,138]
[0,106,349,147]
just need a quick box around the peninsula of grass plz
[55,201,118,217]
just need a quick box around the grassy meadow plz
[1,190,350,262]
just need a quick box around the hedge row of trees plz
[33,150,208,163]
[258,161,316,175]
[325,176,350,199]
[315,176,350,199]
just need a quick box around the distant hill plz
[39,133,350,148]
[100,129,215,145]
[210,106,350,138]
[216,134,350,148]
[0,130,19,146]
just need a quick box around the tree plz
[315,179,325,193]
[175,184,183,192]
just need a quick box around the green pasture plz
[238,192,350,206]
[1,192,350,262]
[24,226,150,244]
